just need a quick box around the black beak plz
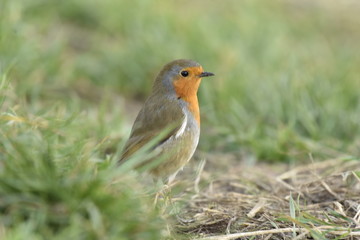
[199,72,215,78]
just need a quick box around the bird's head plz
[153,59,214,98]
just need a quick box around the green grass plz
[0,103,165,239]
[1,0,360,238]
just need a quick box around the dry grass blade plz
[196,228,306,240]
[196,226,360,240]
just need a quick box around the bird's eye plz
[180,71,189,77]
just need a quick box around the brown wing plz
[120,95,185,162]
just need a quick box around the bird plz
[119,59,214,183]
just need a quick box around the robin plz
[119,59,214,183]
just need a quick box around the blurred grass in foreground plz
[0,115,165,239]
[1,0,360,238]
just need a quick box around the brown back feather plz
[120,95,185,162]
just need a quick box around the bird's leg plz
[153,178,164,206]
[153,172,179,206]
[153,185,172,206]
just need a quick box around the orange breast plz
[183,95,200,125]
[173,76,201,126]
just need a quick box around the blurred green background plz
[1,0,360,238]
